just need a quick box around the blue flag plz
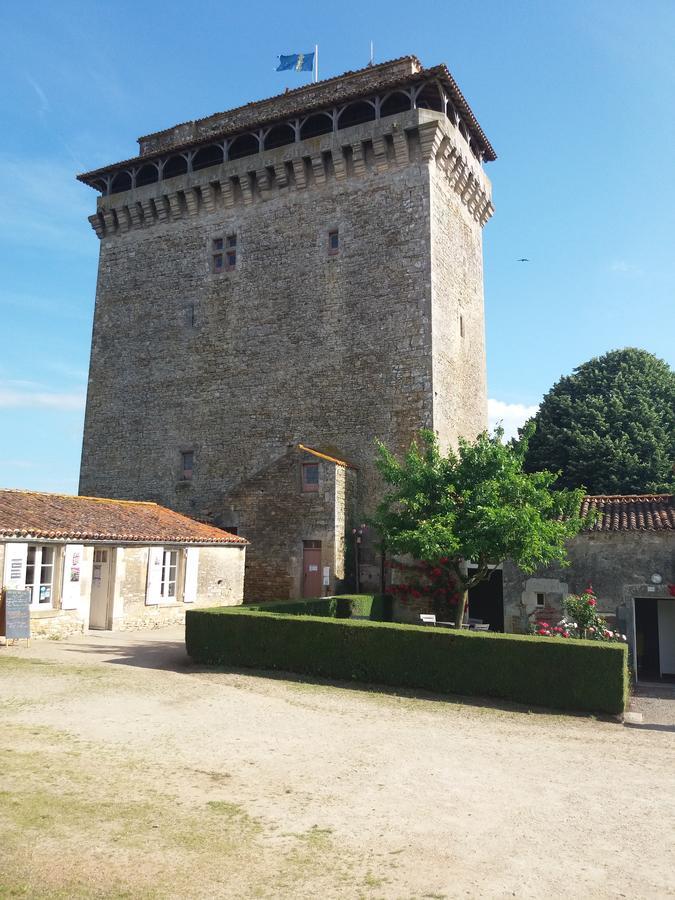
[277,52,315,73]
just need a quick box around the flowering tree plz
[386,558,462,619]
[372,427,588,627]
[532,586,627,643]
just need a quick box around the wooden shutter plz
[3,543,28,588]
[61,544,84,610]
[183,548,199,603]
[145,547,164,605]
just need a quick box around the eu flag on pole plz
[277,51,315,73]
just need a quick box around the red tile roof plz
[581,495,674,532]
[0,490,246,545]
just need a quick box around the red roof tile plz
[0,490,246,545]
[581,495,674,532]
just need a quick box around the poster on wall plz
[70,552,80,582]
[61,544,84,610]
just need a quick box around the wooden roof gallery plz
[77,56,496,196]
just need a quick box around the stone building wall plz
[503,532,674,649]
[112,544,245,630]
[221,447,353,602]
[1,540,244,637]
[429,159,488,452]
[196,545,245,606]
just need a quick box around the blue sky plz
[1,0,673,492]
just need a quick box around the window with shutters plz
[25,545,58,609]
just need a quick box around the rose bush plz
[530,586,627,643]
[387,559,461,618]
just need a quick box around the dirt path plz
[1,628,674,899]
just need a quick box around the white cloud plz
[0,383,85,411]
[488,398,538,441]
[609,259,643,276]
[26,74,50,116]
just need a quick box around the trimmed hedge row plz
[244,594,390,620]
[186,608,628,715]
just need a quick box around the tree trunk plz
[455,588,469,628]
[454,559,469,627]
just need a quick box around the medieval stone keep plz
[78,56,495,600]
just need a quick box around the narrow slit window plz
[460,315,465,338]
[181,451,194,481]
[328,229,339,255]
[536,592,545,607]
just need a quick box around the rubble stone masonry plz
[79,80,493,597]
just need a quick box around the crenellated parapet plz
[88,111,493,240]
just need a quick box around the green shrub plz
[243,594,390,621]
[186,609,628,715]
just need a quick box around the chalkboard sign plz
[2,589,31,640]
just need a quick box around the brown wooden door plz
[302,544,322,598]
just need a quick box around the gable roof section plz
[581,495,674,532]
[0,490,246,545]
[297,444,356,468]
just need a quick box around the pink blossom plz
[562,631,570,638]
[587,598,596,607]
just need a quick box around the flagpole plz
[314,44,318,83]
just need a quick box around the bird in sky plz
[516,258,530,262]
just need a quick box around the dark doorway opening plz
[468,568,504,632]
[635,598,660,680]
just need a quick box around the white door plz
[89,548,112,629]
[657,599,675,677]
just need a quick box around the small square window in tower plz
[327,229,339,256]
[302,462,319,492]
[181,451,194,481]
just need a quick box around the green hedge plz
[244,594,390,621]
[186,608,628,715]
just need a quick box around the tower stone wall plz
[78,60,494,598]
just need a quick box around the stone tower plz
[78,56,495,600]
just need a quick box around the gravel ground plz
[1,626,674,899]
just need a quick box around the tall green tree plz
[523,348,675,494]
[372,428,587,627]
